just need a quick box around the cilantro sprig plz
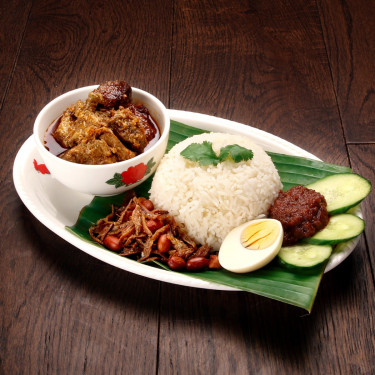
[180,141,254,166]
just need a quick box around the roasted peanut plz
[138,197,154,211]
[186,257,209,272]
[157,234,171,253]
[146,219,163,232]
[103,235,122,252]
[168,256,186,271]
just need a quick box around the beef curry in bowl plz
[34,81,170,196]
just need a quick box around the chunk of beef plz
[59,139,118,164]
[108,107,148,153]
[89,80,132,109]
[99,132,136,161]
[127,104,157,142]
[59,129,136,164]
[53,100,108,148]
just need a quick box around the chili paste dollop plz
[268,185,330,246]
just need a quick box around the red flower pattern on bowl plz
[106,158,156,188]
[121,163,147,185]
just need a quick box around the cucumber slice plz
[306,173,371,214]
[278,244,332,270]
[305,214,364,245]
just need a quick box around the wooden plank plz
[1,216,160,374]
[317,0,375,143]
[1,0,172,373]
[348,144,375,267]
[0,0,31,105]
[169,0,348,165]
[316,235,375,374]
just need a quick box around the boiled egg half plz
[219,219,283,273]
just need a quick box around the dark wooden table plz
[2,1,374,374]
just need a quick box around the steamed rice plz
[149,132,282,250]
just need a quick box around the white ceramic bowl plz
[34,85,170,196]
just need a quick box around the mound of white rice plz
[149,132,282,250]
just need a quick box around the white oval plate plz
[13,110,359,290]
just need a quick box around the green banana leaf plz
[68,120,353,312]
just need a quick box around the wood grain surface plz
[318,0,375,143]
[1,0,374,374]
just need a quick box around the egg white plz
[218,219,283,273]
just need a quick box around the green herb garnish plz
[180,141,220,165]
[180,142,254,166]
[219,144,254,163]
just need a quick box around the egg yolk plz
[240,220,281,250]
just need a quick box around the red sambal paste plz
[268,185,329,246]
